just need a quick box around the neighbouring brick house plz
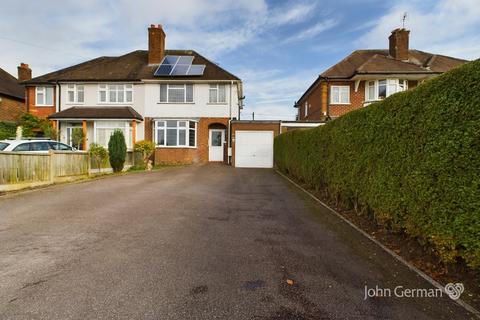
[0,64,31,121]
[23,24,244,164]
[295,29,468,120]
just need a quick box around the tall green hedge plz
[275,60,480,268]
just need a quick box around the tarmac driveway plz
[0,165,474,319]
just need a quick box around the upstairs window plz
[36,86,54,106]
[98,84,133,103]
[155,120,197,147]
[366,79,408,101]
[330,85,350,104]
[209,84,226,103]
[67,84,84,103]
[160,84,194,103]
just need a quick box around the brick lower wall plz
[145,117,230,165]
[0,94,26,121]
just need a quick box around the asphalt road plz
[0,165,474,319]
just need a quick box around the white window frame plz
[97,83,134,104]
[35,86,54,106]
[330,85,350,105]
[365,79,408,102]
[65,123,83,148]
[159,84,194,104]
[154,119,197,148]
[93,120,133,149]
[208,84,227,104]
[66,84,85,104]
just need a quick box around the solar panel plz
[154,55,205,77]
[163,56,180,64]
[187,65,206,76]
[171,64,190,75]
[177,56,194,65]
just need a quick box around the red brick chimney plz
[148,24,166,65]
[17,63,32,82]
[389,28,410,61]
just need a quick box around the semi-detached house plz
[296,28,468,120]
[23,25,243,165]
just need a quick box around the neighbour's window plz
[366,79,408,101]
[155,120,196,147]
[304,102,308,117]
[94,121,133,149]
[378,80,387,99]
[209,84,226,103]
[330,85,350,104]
[67,84,85,103]
[98,84,133,103]
[367,81,375,101]
[159,84,194,103]
[36,86,54,106]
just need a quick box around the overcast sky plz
[1,0,479,120]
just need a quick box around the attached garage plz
[231,120,280,168]
[235,131,274,168]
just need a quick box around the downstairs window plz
[154,120,197,147]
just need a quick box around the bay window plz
[209,84,226,103]
[36,86,54,106]
[98,84,133,103]
[155,120,197,147]
[330,85,350,104]
[94,121,133,149]
[159,84,194,103]
[366,79,408,101]
[67,84,84,103]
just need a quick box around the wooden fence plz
[0,151,142,192]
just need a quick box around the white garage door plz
[235,131,274,168]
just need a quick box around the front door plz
[209,129,225,162]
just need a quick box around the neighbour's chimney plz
[148,24,166,65]
[389,28,410,61]
[17,63,32,82]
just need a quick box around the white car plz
[0,139,75,152]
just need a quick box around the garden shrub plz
[108,129,127,172]
[275,60,480,269]
[0,121,17,139]
[133,140,155,169]
[89,143,108,172]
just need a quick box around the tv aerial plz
[402,12,408,28]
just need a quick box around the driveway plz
[0,166,473,319]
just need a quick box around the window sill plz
[329,103,351,105]
[35,105,54,107]
[207,102,228,105]
[157,102,195,105]
[97,102,133,105]
[65,102,85,105]
[155,145,197,149]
